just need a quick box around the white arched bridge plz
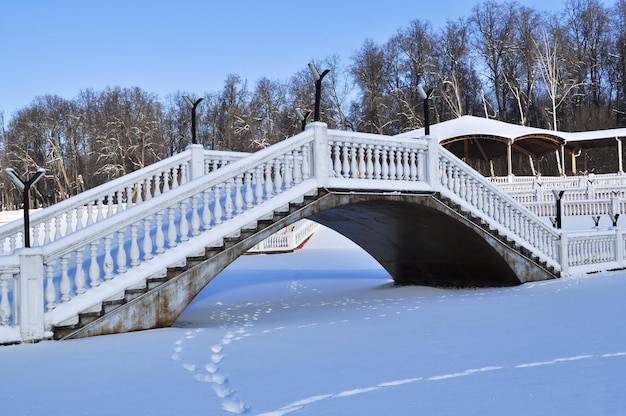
[1,122,625,345]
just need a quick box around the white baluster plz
[117,230,128,273]
[244,172,254,210]
[202,191,212,230]
[135,182,143,204]
[179,199,190,242]
[381,147,389,180]
[224,180,234,220]
[402,148,415,181]
[75,248,86,294]
[365,146,374,179]
[213,187,223,225]
[127,185,135,206]
[162,170,170,193]
[333,143,342,177]
[60,255,71,302]
[350,146,358,178]
[388,148,397,180]
[255,166,264,204]
[31,224,39,247]
[143,218,154,258]
[235,176,244,214]
[396,148,404,181]
[283,156,293,190]
[180,163,188,185]
[374,146,382,179]
[342,143,350,178]
[155,211,166,254]
[103,235,114,280]
[54,215,63,240]
[191,196,201,236]
[45,261,57,311]
[265,163,274,197]
[130,224,140,267]
[358,145,366,179]
[116,190,125,211]
[96,197,104,222]
[44,221,51,244]
[145,177,153,200]
[89,242,100,287]
[274,158,283,194]
[86,201,94,226]
[411,152,419,181]
[168,206,178,247]
[153,173,162,197]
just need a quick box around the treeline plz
[1,0,625,205]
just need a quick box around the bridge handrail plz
[23,129,316,331]
[437,146,562,268]
[0,149,246,254]
[325,130,430,187]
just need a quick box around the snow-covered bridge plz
[1,122,623,345]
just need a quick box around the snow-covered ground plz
[1,226,625,415]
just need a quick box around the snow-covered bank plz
[1,227,625,415]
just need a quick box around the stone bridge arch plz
[60,189,556,340]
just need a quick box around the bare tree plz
[535,27,585,130]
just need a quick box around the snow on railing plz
[0,149,246,254]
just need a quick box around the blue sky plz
[1,0,574,122]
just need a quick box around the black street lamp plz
[295,108,311,131]
[4,167,46,247]
[552,190,566,229]
[183,95,204,145]
[417,85,434,135]
[308,63,330,122]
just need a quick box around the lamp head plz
[4,168,24,192]
[417,85,429,100]
[295,108,311,122]
[183,95,204,108]
[308,63,320,80]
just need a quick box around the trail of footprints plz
[169,276,596,414]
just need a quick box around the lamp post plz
[308,63,330,122]
[4,167,46,247]
[417,85,434,135]
[183,95,204,145]
[552,190,565,229]
[295,108,311,131]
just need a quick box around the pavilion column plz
[617,137,624,174]
[560,144,566,176]
[507,141,513,177]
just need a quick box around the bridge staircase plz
[52,189,328,340]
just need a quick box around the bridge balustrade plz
[436,147,562,269]
[4,122,626,344]
[326,130,429,187]
[0,148,246,255]
[0,128,317,342]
